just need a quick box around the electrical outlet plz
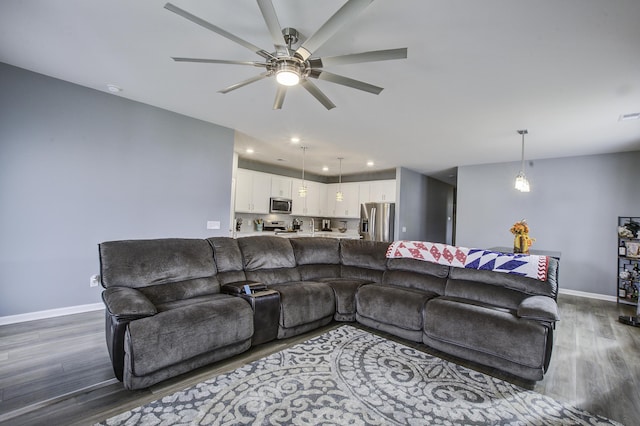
[207,221,221,230]
[90,274,101,287]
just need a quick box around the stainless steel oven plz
[269,197,292,214]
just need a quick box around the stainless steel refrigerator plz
[360,202,395,242]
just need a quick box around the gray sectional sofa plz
[99,236,559,390]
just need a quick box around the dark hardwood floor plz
[1,294,638,425]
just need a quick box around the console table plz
[489,247,561,260]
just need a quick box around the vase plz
[513,234,529,254]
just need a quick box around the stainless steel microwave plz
[269,197,292,214]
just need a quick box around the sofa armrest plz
[101,287,157,381]
[517,296,559,323]
[222,281,266,295]
[102,287,157,320]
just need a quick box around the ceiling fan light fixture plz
[275,61,301,86]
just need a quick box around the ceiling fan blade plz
[172,57,267,67]
[219,72,270,94]
[273,85,287,110]
[295,0,373,61]
[257,0,285,50]
[309,48,408,68]
[309,70,383,95]
[164,2,274,60]
[300,80,336,110]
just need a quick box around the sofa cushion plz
[100,238,217,289]
[290,237,341,265]
[447,257,558,299]
[340,240,389,271]
[126,295,253,376]
[424,297,549,370]
[266,281,335,329]
[444,278,528,311]
[383,269,447,295]
[208,237,248,285]
[517,295,560,322]
[322,278,371,319]
[387,257,450,278]
[356,284,436,332]
[297,264,342,281]
[237,236,297,270]
[245,268,301,285]
[102,287,157,319]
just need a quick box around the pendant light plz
[514,130,531,193]
[336,157,344,202]
[299,146,307,197]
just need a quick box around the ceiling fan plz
[164,0,408,110]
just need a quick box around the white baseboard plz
[558,288,617,303]
[0,303,104,326]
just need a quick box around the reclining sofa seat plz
[290,238,388,322]
[236,236,336,339]
[99,238,253,390]
[356,257,449,342]
[423,257,560,381]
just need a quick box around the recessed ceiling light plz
[619,112,640,121]
[245,148,254,154]
[322,166,329,172]
[106,84,122,93]
[290,137,300,143]
[367,161,375,167]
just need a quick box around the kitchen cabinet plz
[236,168,394,218]
[235,169,270,214]
[370,179,396,202]
[271,175,292,198]
[358,179,396,204]
[326,182,359,218]
[291,179,325,217]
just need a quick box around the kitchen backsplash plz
[234,213,359,233]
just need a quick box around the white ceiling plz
[1,0,639,183]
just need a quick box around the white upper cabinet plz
[270,175,292,198]
[326,182,360,218]
[369,179,396,202]
[235,169,271,214]
[235,168,396,217]
[290,178,306,215]
[291,179,325,217]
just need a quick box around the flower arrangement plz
[510,219,535,254]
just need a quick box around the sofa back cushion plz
[340,240,389,283]
[291,237,341,265]
[446,256,559,299]
[237,236,301,284]
[444,257,559,310]
[383,258,449,294]
[99,238,220,303]
[207,237,248,284]
[290,237,341,280]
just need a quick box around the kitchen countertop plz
[234,230,362,239]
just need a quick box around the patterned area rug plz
[98,325,620,425]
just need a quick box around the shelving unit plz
[617,216,640,326]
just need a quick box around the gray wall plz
[457,151,640,296]
[0,63,235,316]
[397,167,454,243]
